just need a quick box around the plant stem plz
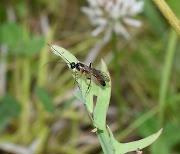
[152,0,180,36]
[0,45,7,96]
[38,46,49,86]
[158,30,178,125]
[97,127,114,154]
[37,24,54,86]
[35,29,54,153]
[112,32,123,120]
[18,58,31,142]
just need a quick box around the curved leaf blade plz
[108,126,163,154]
[93,60,111,130]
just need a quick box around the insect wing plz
[88,68,110,82]
[100,71,110,82]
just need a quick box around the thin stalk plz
[112,32,123,120]
[37,45,49,86]
[14,57,21,99]
[158,30,178,125]
[37,24,55,86]
[35,126,49,154]
[10,57,22,142]
[152,0,180,36]
[37,28,54,117]
[97,127,114,154]
[84,102,113,153]
[35,28,55,154]
[0,45,7,96]
[117,107,157,140]
[18,58,31,142]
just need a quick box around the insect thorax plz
[70,62,76,69]
[76,62,85,71]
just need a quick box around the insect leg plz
[89,62,93,68]
[73,70,78,85]
[85,75,92,96]
[84,63,93,96]
[72,70,81,90]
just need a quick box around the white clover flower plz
[82,0,144,41]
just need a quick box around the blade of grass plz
[18,58,31,143]
[152,0,180,36]
[158,30,178,125]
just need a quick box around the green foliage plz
[0,23,22,47]
[35,87,55,114]
[0,1,179,153]
[23,36,45,56]
[108,126,162,154]
[0,94,21,131]
[137,116,180,154]
[50,45,163,154]
[167,0,180,17]
[0,22,45,56]
[158,30,178,125]
[144,0,166,36]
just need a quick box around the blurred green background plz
[0,0,179,154]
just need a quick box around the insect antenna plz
[48,44,71,66]
[43,61,67,70]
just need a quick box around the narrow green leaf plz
[97,129,114,154]
[74,90,85,103]
[93,60,111,130]
[158,30,178,125]
[50,45,98,113]
[50,45,78,65]
[108,126,163,154]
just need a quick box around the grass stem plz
[112,32,123,122]
[152,0,180,36]
[18,58,31,142]
[158,30,178,125]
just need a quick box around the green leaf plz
[49,45,163,154]
[74,90,85,103]
[50,44,97,113]
[50,45,78,65]
[93,60,111,130]
[0,94,21,131]
[0,22,45,57]
[35,87,55,113]
[108,126,163,154]
[0,22,22,47]
[23,36,45,56]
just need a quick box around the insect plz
[48,44,110,93]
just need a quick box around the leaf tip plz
[157,128,163,137]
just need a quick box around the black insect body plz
[49,44,110,92]
[78,63,109,87]
[68,61,110,88]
